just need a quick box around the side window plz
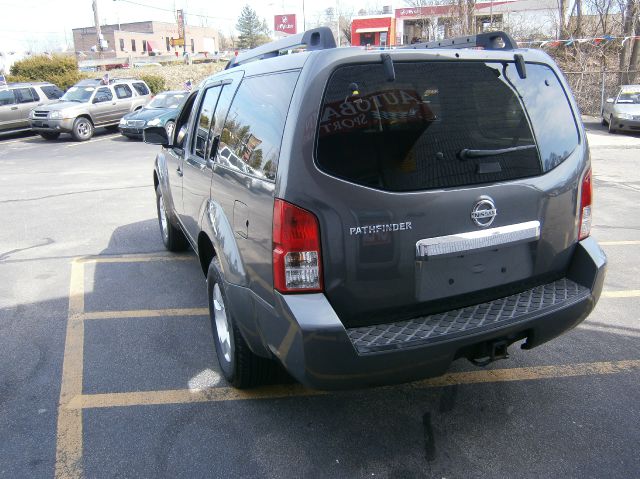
[131,39,136,52]
[0,89,16,106]
[41,85,64,99]
[132,82,149,96]
[192,86,221,159]
[14,87,38,103]
[119,39,125,51]
[220,71,299,181]
[94,87,113,103]
[114,84,133,99]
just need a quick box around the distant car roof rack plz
[402,31,517,51]
[225,26,337,69]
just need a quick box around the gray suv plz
[0,82,63,135]
[145,29,607,390]
[29,78,151,141]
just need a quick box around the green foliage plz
[139,74,165,94]
[9,55,84,89]
[236,5,271,49]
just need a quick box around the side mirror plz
[606,98,614,103]
[143,126,170,147]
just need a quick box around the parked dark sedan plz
[118,90,187,139]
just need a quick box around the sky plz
[0,0,393,52]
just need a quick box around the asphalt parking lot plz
[1,120,639,479]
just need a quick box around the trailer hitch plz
[468,340,510,367]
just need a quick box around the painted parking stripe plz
[601,290,640,298]
[64,134,120,148]
[79,253,194,264]
[599,240,640,246]
[82,307,208,320]
[65,359,640,410]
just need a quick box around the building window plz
[142,40,147,52]
[119,38,125,51]
[131,39,136,51]
[166,36,171,51]
[191,38,194,53]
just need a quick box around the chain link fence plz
[564,71,640,116]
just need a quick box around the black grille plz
[33,111,49,118]
[346,278,589,354]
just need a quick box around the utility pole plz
[92,0,103,69]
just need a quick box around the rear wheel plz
[155,186,188,251]
[39,132,60,140]
[207,257,278,388]
[71,117,94,141]
[608,115,617,134]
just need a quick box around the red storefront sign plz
[274,14,297,35]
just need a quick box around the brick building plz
[72,21,219,59]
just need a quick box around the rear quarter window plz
[132,82,150,96]
[220,71,299,181]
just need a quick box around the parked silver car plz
[29,78,151,141]
[601,84,640,134]
[0,82,64,135]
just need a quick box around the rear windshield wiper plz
[458,144,536,160]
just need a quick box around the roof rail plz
[225,26,336,69]
[402,31,517,51]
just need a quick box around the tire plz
[39,132,60,140]
[608,115,617,134]
[71,117,94,141]
[155,186,188,252]
[207,257,278,388]
[164,121,175,139]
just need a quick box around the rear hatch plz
[312,58,582,327]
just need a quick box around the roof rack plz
[225,26,336,69]
[402,31,517,51]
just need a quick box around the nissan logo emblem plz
[471,198,497,227]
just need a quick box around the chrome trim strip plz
[416,220,541,258]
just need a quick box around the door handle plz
[11,106,18,110]
[177,167,183,177]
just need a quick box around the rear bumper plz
[254,237,606,390]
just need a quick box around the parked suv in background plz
[145,28,606,390]
[601,84,640,134]
[0,82,63,135]
[29,78,151,141]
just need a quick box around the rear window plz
[316,61,578,192]
[132,82,149,96]
[41,85,64,100]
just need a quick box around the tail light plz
[578,168,592,241]
[272,199,323,293]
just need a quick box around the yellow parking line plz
[65,359,640,410]
[600,240,640,246]
[64,134,119,148]
[601,290,640,298]
[82,307,209,320]
[55,259,86,479]
[79,253,194,264]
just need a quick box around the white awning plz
[356,27,389,33]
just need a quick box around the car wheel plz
[71,117,94,141]
[165,121,175,139]
[608,115,616,134]
[39,132,60,140]
[207,257,278,388]
[155,186,188,251]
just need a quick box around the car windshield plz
[61,86,95,102]
[617,91,640,104]
[147,92,187,109]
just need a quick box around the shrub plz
[140,74,165,94]
[8,55,85,90]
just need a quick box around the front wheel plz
[608,115,617,134]
[71,117,94,141]
[39,132,60,140]
[207,257,278,388]
[155,186,188,251]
